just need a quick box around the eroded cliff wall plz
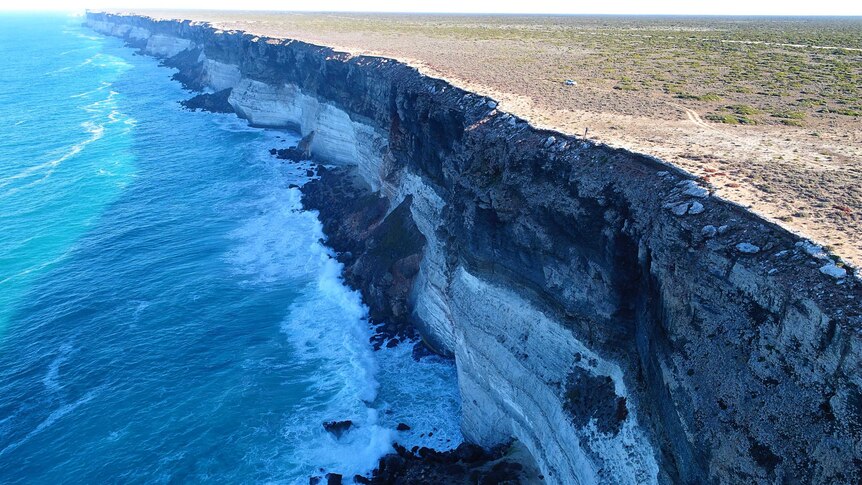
[86,12,862,484]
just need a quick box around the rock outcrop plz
[87,12,862,484]
[180,88,234,113]
[364,442,537,484]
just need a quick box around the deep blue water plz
[0,14,461,483]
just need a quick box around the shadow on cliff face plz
[300,165,428,349]
[564,366,628,436]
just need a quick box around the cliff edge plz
[86,12,862,484]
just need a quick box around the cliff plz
[86,12,862,484]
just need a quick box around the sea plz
[0,13,461,484]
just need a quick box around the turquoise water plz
[0,14,461,483]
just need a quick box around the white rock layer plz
[144,34,195,58]
[202,58,242,91]
[229,79,386,191]
[450,267,659,484]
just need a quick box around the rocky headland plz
[86,12,862,484]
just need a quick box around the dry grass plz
[112,10,862,266]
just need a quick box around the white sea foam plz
[49,54,130,78]
[45,55,95,76]
[0,114,107,197]
[278,236,463,477]
[83,91,118,113]
[210,115,268,134]
[131,300,150,324]
[70,81,111,99]
[220,128,462,480]
[374,343,463,451]
[0,252,68,287]
[283,246,379,402]
[0,385,104,459]
[42,342,74,392]
[226,188,313,283]
[226,151,394,476]
[57,44,99,57]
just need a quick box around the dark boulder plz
[180,88,234,114]
[453,443,488,463]
[322,420,353,438]
[272,146,307,162]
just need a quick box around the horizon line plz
[96,8,862,17]
[2,8,861,18]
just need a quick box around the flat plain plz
[116,10,862,266]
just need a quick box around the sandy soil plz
[108,10,862,266]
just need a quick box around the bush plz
[706,113,757,125]
[729,104,759,116]
[676,92,722,101]
[772,110,806,120]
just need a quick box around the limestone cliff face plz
[87,12,862,484]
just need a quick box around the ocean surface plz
[0,13,461,483]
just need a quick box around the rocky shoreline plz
[293,152,524,482]
[277,149,442,359]
[86,12,862,484]
[160,26,519,480]
[311,441,536,484]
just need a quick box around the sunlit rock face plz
[201,58,241,91]
[143,34,195,58]
[87,12,862,485]
[450,267,659,484]
[228,79,386,190]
